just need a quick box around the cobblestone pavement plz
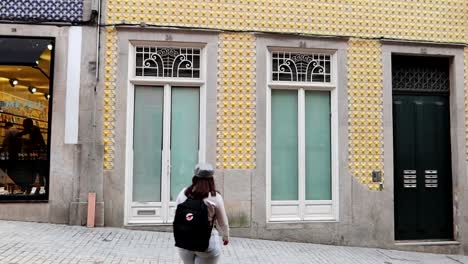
[0,221,467,264]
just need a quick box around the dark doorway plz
[392,55,453,240]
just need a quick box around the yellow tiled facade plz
[347,39,384,190]
[105,0,467,44]
[103,0,467,189]
[103,28,118,170]
[217,33,257,170]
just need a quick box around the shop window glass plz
[0,37,53,201]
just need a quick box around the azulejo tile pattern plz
[347,39,384,190]
[103,1,467,176]
[0,0,83,22]
[217,33,257,170]
[105,0,467,44]
[103,29,118,170]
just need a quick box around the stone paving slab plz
[0,220,467,264]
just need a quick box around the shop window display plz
[0,37,53,201]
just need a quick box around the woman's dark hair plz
[185,176,217,199]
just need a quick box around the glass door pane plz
[305,91,331,200]
[170,87,200,200]
[133,86,164,202]
[271,90,298,200]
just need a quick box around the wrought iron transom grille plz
[392,56,449,94]
[135,46,201,78]
[271,51,331,83]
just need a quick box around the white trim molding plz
[64,26,82,144]
[381,43,466,242]
[259,37,345,223]
[124,38,213,225]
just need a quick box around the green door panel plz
[271,90,298,200]
[170,87,200,201]
[305,91,331,200]
[393,95,453,240]
[133,86,164,202]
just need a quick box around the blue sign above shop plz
[0,0,83,22]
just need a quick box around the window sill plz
[125,222,172,228]
[395,240,460,246]
[266,220,339,229]
[0,200,48,203]
[0,197,48,203]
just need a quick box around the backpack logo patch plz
[185,213,194,221]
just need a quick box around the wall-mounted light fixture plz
[9,79,18,87]
[28,86,37,94]
[44,93,50,100]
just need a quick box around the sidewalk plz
[0,221,467,264]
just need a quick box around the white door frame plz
[124,42,207,225]
[265,48,340,222]
[381,42,466,241]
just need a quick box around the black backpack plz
[173,197,213,251]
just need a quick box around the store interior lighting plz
[28,86,37,94]
[0,38,52,101]
[9,79,18,87]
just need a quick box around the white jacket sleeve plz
[214,194,230,241]
[175,188,187,205]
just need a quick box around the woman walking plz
[174,163,230,264]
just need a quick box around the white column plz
[64,26,82,144]
[161,84,172,222]
[298,89,305,220]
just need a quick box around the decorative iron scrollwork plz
[135,46,201,78]
[272,52,331,83]
[392,56,449,93]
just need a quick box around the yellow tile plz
[347,39,384,190]
[216,33,257,170]
[106,1,467,173]
[106,1,465,43]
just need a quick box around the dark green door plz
[393,95,453,240]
